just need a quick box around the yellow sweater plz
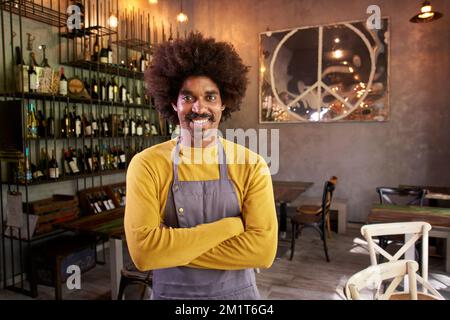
[124,137,278,271]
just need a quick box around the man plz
[125,32,278,300]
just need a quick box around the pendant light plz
[410,1,443,23]
[176,0,188,23]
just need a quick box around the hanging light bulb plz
[176,0,188,23]
[149,0,158,4]
[410,1,443,23]
[108,13,118,29]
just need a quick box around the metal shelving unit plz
[0,0,171,298]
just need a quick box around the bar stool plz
[117,263,152,300]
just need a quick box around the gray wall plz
[190,0,450,222]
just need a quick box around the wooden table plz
[369,204,450,272]
[273,181,314,238]
[399,185,450,201]
[60,209,124,300]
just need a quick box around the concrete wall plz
[189,0,450,222]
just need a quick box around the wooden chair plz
[361,221,431,290]
[117,263,152,300]
[290,176,337,262]
[345,260,444,300]
[376,186,426,206]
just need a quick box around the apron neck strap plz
[173,138,228,182]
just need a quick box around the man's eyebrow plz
[179,89,193,95]
[205,90,219,95]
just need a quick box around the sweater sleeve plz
[124,153,245,271]
[186,156,278,270]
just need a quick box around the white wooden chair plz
[345,260,444,300]
[361,221,431,286]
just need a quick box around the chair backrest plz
[376,187,426,206]
[345,260,444,300]
[361,221,431,283]
[321,176,337,217]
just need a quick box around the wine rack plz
[0,0,175,298]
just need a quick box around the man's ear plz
[171,103,177,111]
[220,105,226,111]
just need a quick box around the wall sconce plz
[176,0,188,23]
[410,1,443,23]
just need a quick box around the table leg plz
[109,238,123,300]
[279,202,287,239]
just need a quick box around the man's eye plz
[182,95,194,102]
[206,95,217,102]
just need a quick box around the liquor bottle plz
[130,114,136,136]
[82,113,92,137]
[140,53,146,72]
[48,149,59,179]
[112,77,119,102]
[100,77,107,101]
[74,108,82,138]
[23,147,33,183]
[38,148,48,178]
[117,115,124,137]
[28,60,38,93]
[27,103,38,139]
[118,147,126,170]
[99,38,109,64]
[123,113,130,137]
[47,108,55,138]
[151,122,159,136]
[61,106,72,138]
[136,116,143,136]
[101,114,109,137]
[77,148,86,173]
[119,82,127,103]
[91,112,99,137]
[64,148,79,174]
[91,77,99,100]
[106,78,114,101]
[37,109,46,138]
[92,34,100,62]
[107,36,113,64]
[134,86,141,105]
[144,116,151,136]
[59,67,68,96]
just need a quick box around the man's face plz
[173,76,225,145]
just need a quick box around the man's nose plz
[192,99,206,113]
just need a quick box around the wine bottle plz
[64,148,79,174]
[74,108,82,138]
[82,113,92,137]
[144,116,151,136]
[24,147,33,182]
[84,146,94,172]
[92,34,100,62]
[101,114,109,137]
[136,115,143,136]
[27,103,38,139]
[106,78,114,101]
[99,38,109,64]
[91,112,99,137]
[61,106,71,138]
[123,113,130,137]
[91,77,99,100]
[59,67,68,96]
[48,149,59,179]
[87,194,99,214]
[119,82,127,103]
[47,109,55,138]
[130,114,136,136]
[77,148,86,173]
[28,61,38,93]
[118,147,126,170]
[37,109,46,138]
[151,122,159,136]
[112,77,119,102]
[107,36,113,64]
[100,77,107,101]
[140,53,146,72]
[134,86,141,105]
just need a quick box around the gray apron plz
[152,139,260,300]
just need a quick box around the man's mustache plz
[185,112,215,122]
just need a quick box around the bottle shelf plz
[62,60,145,80]
[0,92,151,109]
[60,25,117,39]
[0,0,67,28]
[113,38,151,53]
[2,168,127,187]
[25,135,172,142]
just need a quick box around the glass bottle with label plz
[136,115,143,136]
[82,113,92,137]
[92,34,100,62]
[91,112,99,137]
[91,77,99,100]
[27,103,38,139]
[48,149,59,179]
[59,67,68,96]
[99,38,109,64]
[74,108,82,138]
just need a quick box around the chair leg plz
[322,232,330,262]
[117,275,127,300]
[290,222,297,261]
[326,213,332,239]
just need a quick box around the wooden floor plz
[1,223,449,300]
